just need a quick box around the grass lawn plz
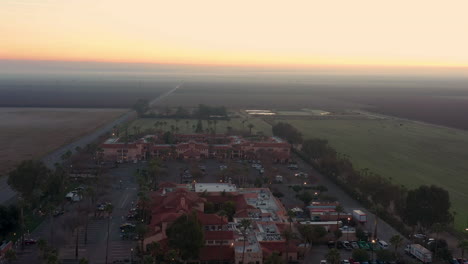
[123,116,272,136]
[282,118,468,230]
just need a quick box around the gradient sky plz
[1,0,468,67]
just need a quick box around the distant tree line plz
[272,122,455,259]
[272,122,303,144]
[135,102,229,120]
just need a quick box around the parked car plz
[341,260,350,264]
[327,241,335,248]
[52,210,65,217]
[343,241,352,250]
[358,241,370,250]
[288,164,299,170]
[119,223,136,231]
[351,241,359,249]
[320,260,327,264]
[24,238,37,245]
[294,172,308,178]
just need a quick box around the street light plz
[371,239,376,260]
[347,217,351,240]
[131,248,134,263]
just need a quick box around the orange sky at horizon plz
[1,0,468,68]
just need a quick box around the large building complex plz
[142,182,301,264]
[100,134,291,163]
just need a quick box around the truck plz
[352,209,367,223]
[405,244,432,263]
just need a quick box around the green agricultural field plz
[123,116,272,136]
[282,118,468,230]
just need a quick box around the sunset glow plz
[1,0,468,67]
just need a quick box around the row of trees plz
[7,160,69,247]
[272,122,460,261]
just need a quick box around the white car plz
[321,260,327,264]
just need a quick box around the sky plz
[1,0,468,68]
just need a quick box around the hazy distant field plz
[0,78,174,108]
[0,108,126,175]
[280,118,468,230]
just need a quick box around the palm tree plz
[326,248,341,264]
[390,234,403,259]
[105,203,114,264]
[214,120,218,134]
[334,204,344,247]
[136,223,148,252]
[458,239,468,259]
[247,123,254,134]
[38,239,48,257]
[432,223,444,260]
[282,227,297,263]
[84,186,96,244]
[287,210,295,229]
[240,219,252,264]
[185,120,189,131]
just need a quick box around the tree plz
[239,219,251,264]
[4,249,17,263]
[38,239,48,258]
[147,241,160,259]
[8,160,50,246]
[298,225,327,247]
[352,249,370,262]
[195,120,203,133]
[272,122,303,144]
[166,212,204,261]
[458,239,468,259]
[105,203,114,264]
[376,249,395,262]
[0,205,19,239]
[132,99,149,117]
[221,201,236,221]
[8,160,50,202]
[265,252,283,264]
[143,255,155,264]
[79,258,89,264]
[390,234,403,259]
[282,227,297,263]
[326,248,341,264]
[334,229,343,248]
[297,191,313,206]
[247,123,254,134]
[403,185,453,230]
[136,223,148,252]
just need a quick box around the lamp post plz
[130,248,134,263]
[347,217,351,240]
[371,239,376,260]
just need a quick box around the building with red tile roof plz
[100,133,291,162]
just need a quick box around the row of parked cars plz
[328,240,389,251]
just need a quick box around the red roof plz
[204,231,234,240]
[260,242,299,255]
[199,245,234,261]
[196,211,227,225]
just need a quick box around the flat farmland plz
[0,108,126,175]
[124,116,272,136]
[280,118,468,230]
